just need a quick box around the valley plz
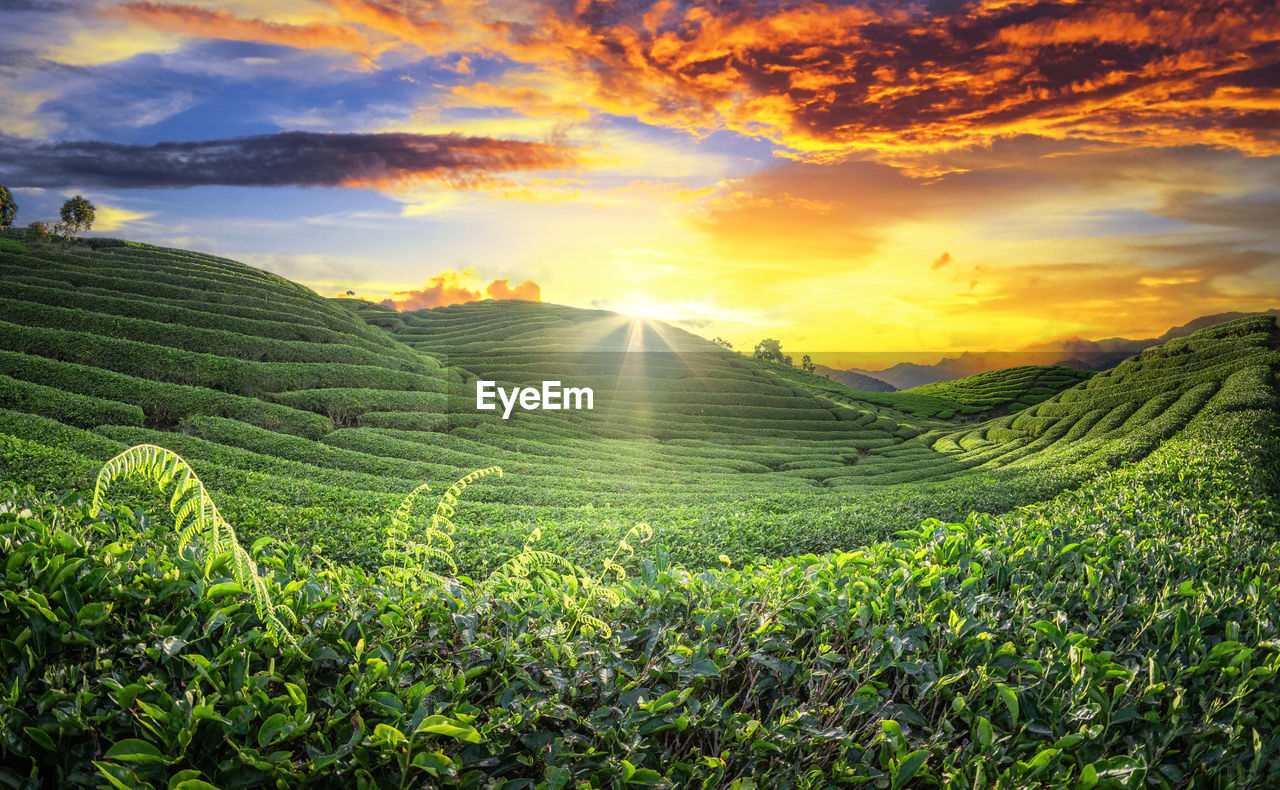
[1,239,1278,787]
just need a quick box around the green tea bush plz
[270,388,450,427]
[3,280,431,364]
[357,411,488,432]
[0,298,424,369]
[0,351,332,437]
[1,390,1277,787]
[0,321,443,397]
[0,374,144,429]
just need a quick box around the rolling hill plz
[2,238,1279,786]
[0,240,1274,571]
[811,363,897,391]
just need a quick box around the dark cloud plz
[0,0,81,10]
[1156,191,1280,230]
[0,131,576,190]
[0,50,90,78]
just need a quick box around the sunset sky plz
[1,0,1278,353]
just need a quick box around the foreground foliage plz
[1,343,1278,788]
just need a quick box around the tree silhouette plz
[57,195,95,242]
[0,186,16,228]
[753,338,785,364]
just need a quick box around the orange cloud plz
[932,252,952,270]
[485,278,541,301]
[713,3,1266,155]
[695,142,1280,270]
[381,270,543,310]
[116,1,381,63]
[506,0,1280,161]
[450,82,592,120]
[113,0,1280,161]
[325,0,454,54]
[380,270,480,310]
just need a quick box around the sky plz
[1,0,1278,354]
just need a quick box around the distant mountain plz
[1028,309,1280,373]
[846,353,992,390]
[812,364,896,391]
[839,309,1280,389]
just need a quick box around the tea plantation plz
[1,240,1279,787]
[0,243,1122,571]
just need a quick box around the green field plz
[2,241,1279,787]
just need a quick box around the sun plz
[613,296,686,323]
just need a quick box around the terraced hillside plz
[2,241,1280,787]
[2,291,1278,787]
[0,242,1275,575]
[346,298,941,479]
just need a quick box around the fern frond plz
[488,549,580,583]
[434,467,502,527]
[417,544,459,575]
[584,582,622,608]
[92,444,223,553]
[602,558,625,580]
[88,445,299,649]
[577,614,612,638]
[391,482,432,533]
[380,466,502,592]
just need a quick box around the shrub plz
[23,221,48,244]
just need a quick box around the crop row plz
[4,278,430,364]
[0,320,446,397]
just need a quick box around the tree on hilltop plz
[753,338,785,364]
[711,336,734,350]
[0,186,16,228]
[56,195,95,242]
[801,354,816,373]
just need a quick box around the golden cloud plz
[485,278,541,300]
[380,270,544,310]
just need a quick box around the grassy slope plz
[779,363,1093,421]
[1,313,1277,787]
[0,243,1273,576]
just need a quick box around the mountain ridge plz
[832,308,1280,389]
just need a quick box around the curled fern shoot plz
[486,522,653,638]
[381,466,503,591]
[88,445,298,648]
[432,466,503,534]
